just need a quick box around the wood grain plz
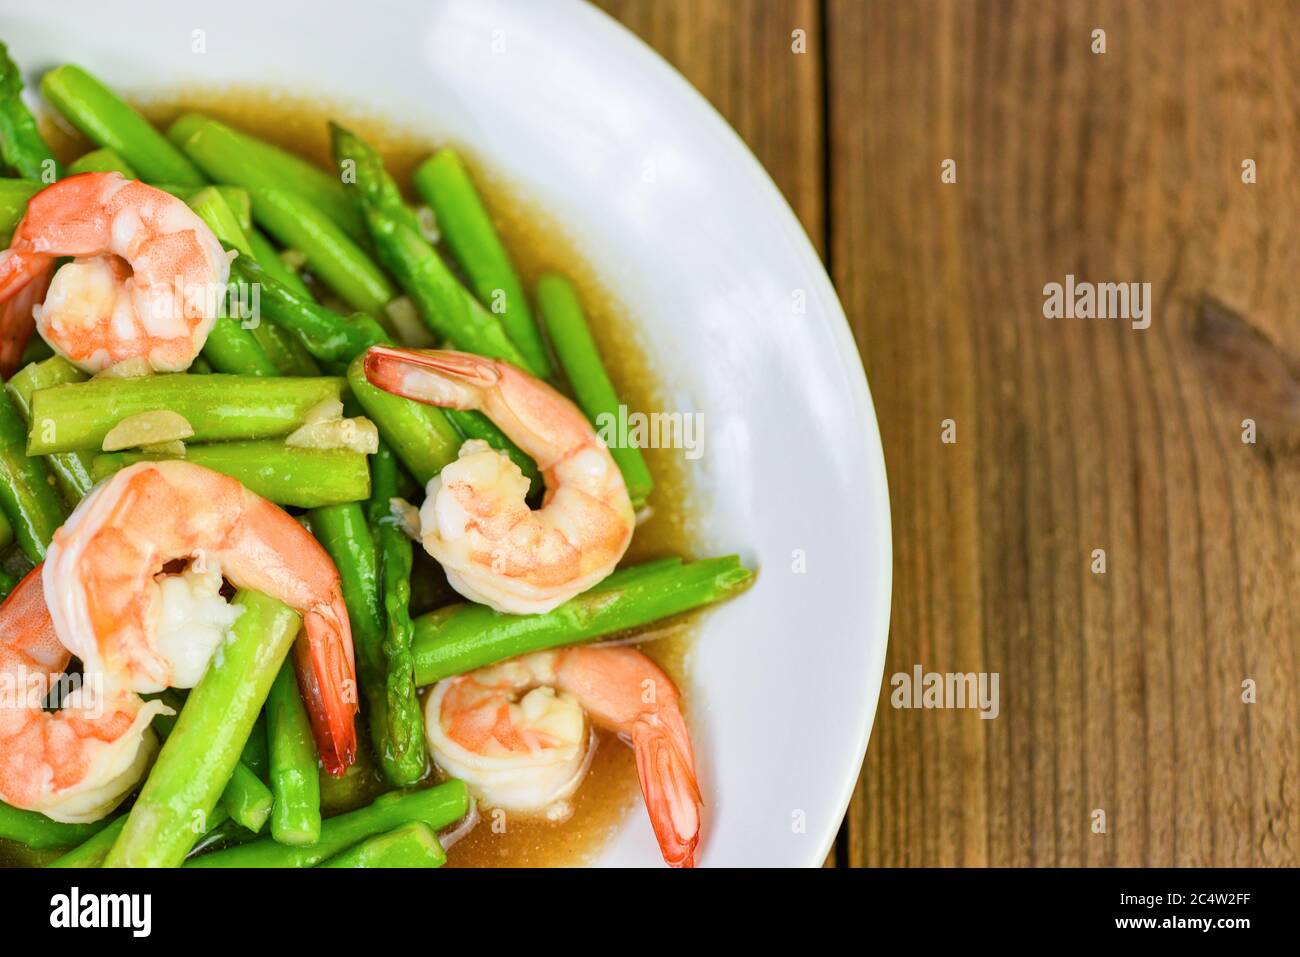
[599,0,1299,866]
[831,0,1299,866]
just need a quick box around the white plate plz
[2,0,892,867]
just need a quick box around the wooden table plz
[596,0,1299,866]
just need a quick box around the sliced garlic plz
[102,411,195,452]
[285,416,379,454]
[300,397,345,425]
[140,440,187,456]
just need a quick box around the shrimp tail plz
[0,253,52,377]
[631,706,703,868]
[292,589,358,776]
[363,345,499,409]
[0,565,63,671]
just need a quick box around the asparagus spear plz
[40,64,205,185]
[0,386,65,561]
[0,801,112,850]
[319,821,446,868]
[413,555,754,685]
[413,149,551,376]
[330,124,532,371]
[368,442,427,785]
[48,806,231,868]
[228,254,382,363]
[28,373,345,454]
[168,113,364,242]
[267,658,322,845]
[0,43,60,182]
[245,184,396,316]
[94,441,371,508]
[5,356,94,504]
[104,591,302,867]
[0,177,40,244]
[66,147,135,177]
[537,272,654,507]
[151,690,274,834]
[187,781,469,867]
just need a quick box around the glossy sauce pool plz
[35,93,701,868]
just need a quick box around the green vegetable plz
[368,443,426,785]
[331,125,531,370]
[241,712,270,781]
[151,692,274,834]
[413,555,754,685]
[66,147,135,177]
[267,659,322,845]
[229,254,382,363]
[104,591,302,867]
[93,440,369,507]
[168,113,364,241]
[28,372,345,454]
[247,184,394,315]
[48,806,230,868]
[0,385,65,561]
[319,821,446,868]
[414,149,550,376]
[0,509,12,551]
[45,816,126,868]
[0,177,40,246]
[537,273,653,507]
[40,64,205,185]
[5,356,95,504]
[187,781,469,868]
[0,802,111,850]
[0,43,60,182]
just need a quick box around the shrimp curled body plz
[0,568,169,823]
[42,460,358,774]
[363,347,635,615]
[426,646,702,867]
[0,172,228,373]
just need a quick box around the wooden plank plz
[830,0,1299,866]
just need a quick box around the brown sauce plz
[29,91,701,868]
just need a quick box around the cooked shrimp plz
[364,346,635,614]
[426,646,702,867]
[0,172,228,373]
[42,460,359,774]
[0,567,170,823]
